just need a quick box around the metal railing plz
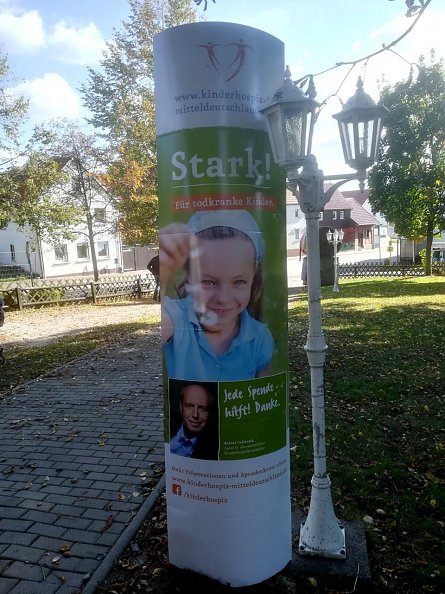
[339,261,445,278]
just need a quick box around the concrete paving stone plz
[35,476,66,486]
[72,497,110,510]
[0,496,21,507]
[46,569,86,588]
[9,580,59,594]
[79,505,114,520]
[45,494,78,506]
[31,535,74,553]
[53,586,82,594]
[3,560,46,580]
[1,544,46,563]
[0,578,18,594]
[0,506,26,520]
[12,490,49,501]
[106,500,139,513]
[95,532,119,547]
[60,479,94,489]
[0,531,38,546]
[55,516,92,530]
[22,510,61,524]
[68,487,102,499]
[18,499,54,512]
[0,519,34,532]
[28,523,67,539]
[0,559,12,573]
[61,529,102,545]
[104,465,138,476]
[89,450,119,459]
[47,504,83,517]
[69,542,108,559]
[82,480,124,491]
[0,472,35,484]
[48,454,77,463]
[74,559,101,578]
[87,518,125,534]
[40,485,76,496]
[81,509,131,525]
[40,553,83,573]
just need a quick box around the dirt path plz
[0,300,161,347]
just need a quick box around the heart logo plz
[199,39,253,82]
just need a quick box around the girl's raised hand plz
[159,223,193,282]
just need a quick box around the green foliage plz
[0,51,28,161]
[81,0,198,244]
[1,152,81,242]
[368,54,445,275]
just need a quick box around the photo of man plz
[169,381,219,460]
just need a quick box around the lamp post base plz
[298,475,346,559]
[299,522,346,559]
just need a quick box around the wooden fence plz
[0,273,157,311]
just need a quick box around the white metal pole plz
[333,235,339,292]
[291,157,346,558]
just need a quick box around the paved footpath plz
[0,330,164,594]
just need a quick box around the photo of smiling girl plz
[160,209,274,381]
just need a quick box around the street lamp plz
[260,70,387,559]
[326,229,344,292]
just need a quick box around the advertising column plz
[154,22,290,587]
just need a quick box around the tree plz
[0,52,80,245]
[36,120,119,281]
[368,54,445,274]
[0,50,28,168]
[81,0,197,245]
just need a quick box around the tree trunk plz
[86,211,99,281]
[425,218,434,276]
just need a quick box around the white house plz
[0,157,124,279]
[285,189,306,257]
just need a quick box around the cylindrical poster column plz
[154,22,290,587]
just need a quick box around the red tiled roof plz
[342,189,369,206]
[286,183,378,226]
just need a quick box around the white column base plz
[298,475,346,559]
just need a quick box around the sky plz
[1,0,444,181]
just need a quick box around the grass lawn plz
[288,276,445,593]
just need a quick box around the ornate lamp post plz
[260,70,387,558]
[326,229,345,292]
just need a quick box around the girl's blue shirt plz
[163,295,274,381]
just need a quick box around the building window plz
[339,210,345,220]
[94,208,106,223]
[55,244,68,263]
[10,244,16,261]
[332,211,337,220]
[77,243,90,260]
[294,228,300,240]
[96,241,109,258]
[379,226,387,237]
[295,208,299,218]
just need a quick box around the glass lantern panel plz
[284,109,304,160]
[342,121,353,161]
[358,120,374,159]
[266,108,285,164]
